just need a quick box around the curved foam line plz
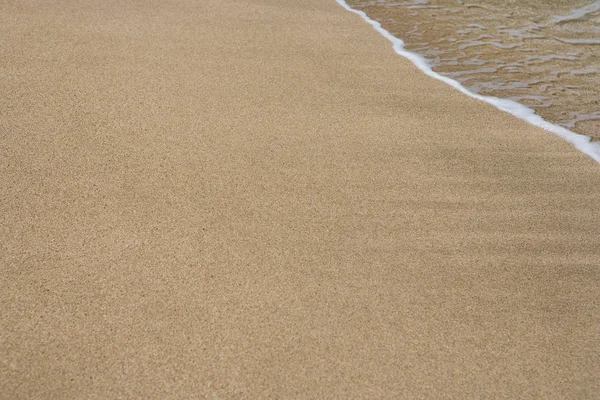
[335,0,600,163]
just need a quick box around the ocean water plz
[345,0,600,139]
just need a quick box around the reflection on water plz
[347,0,600,138]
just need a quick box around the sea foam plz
[335,0,600,164]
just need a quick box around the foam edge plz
[335,0,600,164]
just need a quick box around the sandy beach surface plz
[1,0,599,398]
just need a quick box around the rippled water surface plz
[347,0,600,138]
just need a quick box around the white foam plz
[553,37,600,45]
[335,0,600,163]
[553,1,600,24]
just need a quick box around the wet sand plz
[348,0,600,138]
[1,0,600,398]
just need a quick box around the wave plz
[335,0,600,164]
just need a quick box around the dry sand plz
[1,0,599,398]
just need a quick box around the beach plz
[1,0,599,397]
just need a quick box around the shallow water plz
[347,0,600,138]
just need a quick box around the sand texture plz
[1,0,599,398]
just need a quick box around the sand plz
[1,0,599,398]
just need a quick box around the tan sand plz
[1,0,599,398]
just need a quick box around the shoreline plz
[336,0,600,164]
